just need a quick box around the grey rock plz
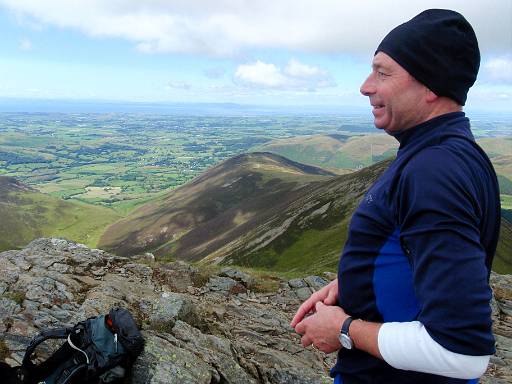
[155,261,198,293]
[149,292,195,330]
[129,332,212,384]
[322,272,337,281]
[303,276,329,291]
[491,295,500,318]
[0,298,21,318]
[220,267,255,288]
[295,287,313,301]
[499,300,512,317]
[48,262,72,273]
[0,298,21,332]
[266,369,331,384]
[91,267,107,276]
[206,276,238,293]
[495,334,512,360]
[172,320,257,384]
[21,276,74,307]
[288,278,307,289]
[125,263,153,279]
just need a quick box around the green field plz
[0,187,121,251]
[235,222,348,277]
[0,112,383,210]
[501,194,512,209]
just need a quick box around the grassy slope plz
[494,210,512,274]
[217,161,387,276]
[0,177,121,250]
[478,137,512,159]
[231,221,349,278]
[255,135,512,192]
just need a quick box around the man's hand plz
[294,301,348,354]
[290,278,339,328]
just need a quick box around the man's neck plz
[422,98,462,124]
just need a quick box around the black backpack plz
[15,307,144,384]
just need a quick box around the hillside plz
[98,152,336,262]
[495,214,512,274]
[99,152,391,275]
[253,134,512,191]
[0,176,121,250]
[479,137,512,186]
[251,133,398,172]
[200,159,391,275]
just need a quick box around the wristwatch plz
[338,316,355,349]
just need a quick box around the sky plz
[0,0,511,111]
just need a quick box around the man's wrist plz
[339,316,355,349]
[346,318,383,359]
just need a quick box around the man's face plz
[360,52,428,134]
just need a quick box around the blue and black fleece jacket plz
[332,112,500,384]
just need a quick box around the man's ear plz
[425,88,438,103]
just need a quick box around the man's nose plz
[360,75,375,96]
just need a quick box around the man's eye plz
[378,71,388,77]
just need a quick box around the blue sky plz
[0,1,511,111]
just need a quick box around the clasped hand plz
[290,278,349,354]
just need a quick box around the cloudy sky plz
[0,0,511,111]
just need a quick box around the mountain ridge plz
[99,153,392,275]
[98,152,336,259]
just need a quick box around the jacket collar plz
[394,111,468,150]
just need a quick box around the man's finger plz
[290,301,313,327]
[301,334,312,348]
[324,289,337,305]
[315,301,325,312]
[294,319,306,335]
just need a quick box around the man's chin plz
[373,121,386,131]
[373,122,396,136]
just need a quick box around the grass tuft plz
[0,339,9,361]
[2,291,25,305]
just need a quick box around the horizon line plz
[0,97,510,115]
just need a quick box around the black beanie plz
[376,9,480,106]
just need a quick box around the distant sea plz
[0,98,370,116]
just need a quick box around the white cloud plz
[483,56,512,84]
[19,38,32,51]
[235,61,288,88]
[0,0,510,57]
[284,59,326,79]
[166,81,191,90]
[235,59,334,91]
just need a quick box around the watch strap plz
[341,316,354,336]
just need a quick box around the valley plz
[0,112,375,210]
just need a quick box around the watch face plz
[339,333,353,349]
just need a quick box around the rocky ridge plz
[0,238,510,383]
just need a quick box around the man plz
[291,9,500,384]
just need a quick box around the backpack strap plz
[22,327,73,368]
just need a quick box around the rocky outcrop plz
[0,238,511,383]
[486,273,512,383]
